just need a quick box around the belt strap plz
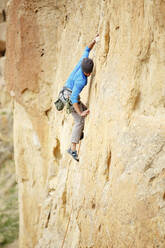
[63,87,72,93]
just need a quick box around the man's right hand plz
[80,109,90,117]
[73,103,90,117]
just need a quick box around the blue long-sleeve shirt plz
[65,46,91,104]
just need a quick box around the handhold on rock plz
[0,23,6,55]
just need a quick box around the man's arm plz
[73,103,89,117]
[87,40,96,50]
[87,34,99,50]
[73,102,81,115]
[66,35,99,82]
[70,81,89,117]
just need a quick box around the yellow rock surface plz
[5,0,165,247]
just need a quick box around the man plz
[64,35,99,162]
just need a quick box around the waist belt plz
[62,87,80,104]
[63,87,72,93]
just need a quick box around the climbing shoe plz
[67,148,79,162]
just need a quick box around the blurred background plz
[0,1,18,247]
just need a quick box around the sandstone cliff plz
[5,0,165,247]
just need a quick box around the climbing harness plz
[54,98,64,111]
[54,87,74,113]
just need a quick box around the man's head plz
[81,58,94,77]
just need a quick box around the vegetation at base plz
[0,160,19,247]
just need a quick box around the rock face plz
[0,0,7,56]
[5,0,165,247]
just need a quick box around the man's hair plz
[81,58,94,74]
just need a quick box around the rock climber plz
[63,35,99,162]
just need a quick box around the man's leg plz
[67,102,85,162]
[71,102,85,151]
[71,142,77,151]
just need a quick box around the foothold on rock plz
[2,10,6,22]
[0,23,6,55]
[163,193,165,201]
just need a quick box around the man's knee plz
[77,118,84,128]
[75,122,84,131]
